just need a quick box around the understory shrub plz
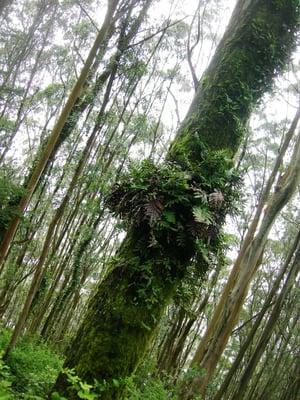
[0,329,171,399]
[0,328,63,398]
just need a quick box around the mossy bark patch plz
[54,1,299,398]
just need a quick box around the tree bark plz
[230,237,300,400]
[184,124,300,399]
[212,230,300,400]
[53,1,299,398]
[0,0,119,268]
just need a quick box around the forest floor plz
[0,328,63,399]
[0,328,171,399]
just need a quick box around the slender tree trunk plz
[53,1,299,399]
[278,354,300,400]
[158,260,221,377]
[255,310,299,400]
[230,239,300,400]
[0,0,119,268]
[182,117,300,399]
[212,229,300,400]
[0,1,59,164]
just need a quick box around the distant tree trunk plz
[254,308,299,400]
[53,1,299,398]
[158,260,222,377]
[212,229,300,400]
[278,354,300,400]
[0,0,119,269]
[231,234,300,399]
[0,1,59,165]
[184,124,300,399]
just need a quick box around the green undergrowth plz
[53,366,171,400]
[0,328,63,399]
[0,328,173,399]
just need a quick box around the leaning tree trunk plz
[183,124,300,400]
[54,1,299,399]
[230,236,300,400]
[182,106,300,399]
[0,0,119,268]
[212,229,300,400]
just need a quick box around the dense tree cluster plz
[0,1,299,399]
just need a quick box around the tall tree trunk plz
[53,1,299,398]
[212,229,300,400]
[0,0,119,268]
[184,126,300,398]
[230,238,300,400]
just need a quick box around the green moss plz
[169,0,299,160]
[54,1,299,398]
[55,228,181,399]
[0,328,63,397]
[55,157,238,399]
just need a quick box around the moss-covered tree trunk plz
[54,0,299,398]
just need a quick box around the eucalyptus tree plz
[2,0,159,353]
[0,0,121,268]
[53,1,299,398]
[186,107,300,398]
[230,234,300,399]
[212,227,300,400]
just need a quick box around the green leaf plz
[79,382,93,391]
[78,391,96,400]
[112,378,120,387]
[163,211,176,224]
[51,392,67,400]
[193,206,212,225]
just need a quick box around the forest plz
[0,0,299,399]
